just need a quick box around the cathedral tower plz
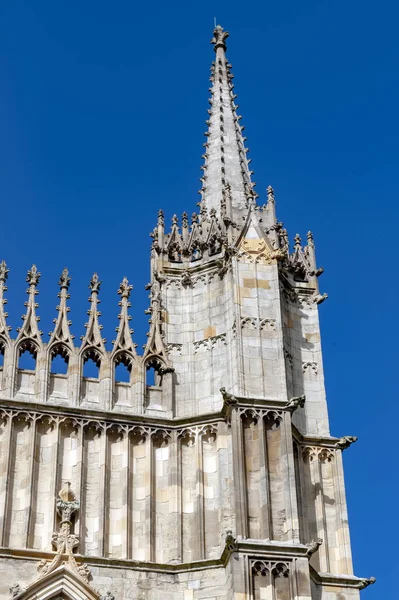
[0,25,373,600]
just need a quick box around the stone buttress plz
[0,25,373,600]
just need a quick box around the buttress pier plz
[0,25,373,600]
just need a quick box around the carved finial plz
[306,538,323,557]
[27,264,41,287]
[58,267,71,290]
[285,395,306,414]
[359,577,376,590]
[182,211,189,228]
[200,204,208,221]
[35,481,89,585]
[89,272,101,293]
[307,231,314,247]
[191,212,199,224]
[267,185,275,204]
[172,214,178,226]
[0,260,9,283]
[9,584,22,598]
[59,481,76,503]
[118,276,133,300]
[157,209,164,226]
[294,234,302,248]
[336,436,358,450]
[211,24,229,52]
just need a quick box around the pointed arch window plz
[17,341,38,371]
[168,243,182,263]
[82,349,101,380]
[191,245,202,262]
[145,357,164,388]
[50,344,70,375]
[0,339,5,370]
[114,351,132,384]
[209,237,222,256]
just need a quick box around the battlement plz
[0,262,174,414]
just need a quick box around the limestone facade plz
[0,24,373,600]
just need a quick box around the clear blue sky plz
[1,1,397,595]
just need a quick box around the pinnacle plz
[200,27,254,219]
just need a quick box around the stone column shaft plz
[0,415,13,545]
[26,417,37,548]
[258,416,272,540]
[196,432,205,559]
[231,410,248,537]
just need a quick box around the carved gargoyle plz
[306,538,323,558]
[100,593,116,600]
[309,267,324,277]
[225,530,238,553]
[181,270,192,287]
[220,387,238,405]
[336,436,358,450]
[313,293,328,305]
[285,395,306,413]
[358,577,376,590]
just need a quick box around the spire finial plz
[267,185,275,205]
[118,276,133,301]
[89,272,101,294]
[211,24,229,52]
[58,267,71,290]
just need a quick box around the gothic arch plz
[14,565,99,600]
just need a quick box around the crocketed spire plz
[199,25,255,217]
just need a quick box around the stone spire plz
[49,268,74,351]
[199,25,255,218]
[112,276,137,359]
[16,264,43,347]
[80,273,106,358]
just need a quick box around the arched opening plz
[168,244,182,263]
[83,355,100,380]
[115,361,131,383]
[50,345,69,375]
[209,237,222,256]
[81,350,101,403]
[145,358,164,409]
[49,345,70,400]
[191,246,202,261]
[18,345,37,371]
[16,341,38,396]
[146,359,163,388]
[0,340,5,370]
